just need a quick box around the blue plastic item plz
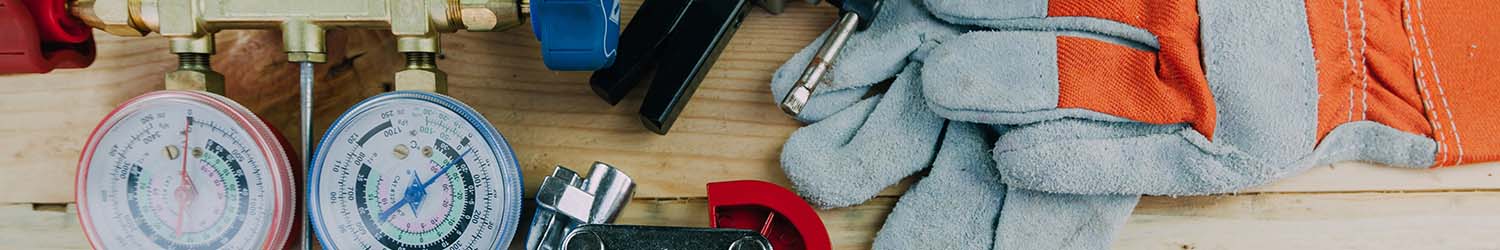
[531,0,620,71]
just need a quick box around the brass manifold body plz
[70,0,525,92]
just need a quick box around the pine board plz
[0,1,1498,249]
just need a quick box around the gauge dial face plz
[77,91,295,249]
[311,91,523,250]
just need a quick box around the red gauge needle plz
[173,117,198,237]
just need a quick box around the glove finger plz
[925,0,1183,44]
[923,29,1211,130]
[922,0,1219,137]
[995,188,1138,250]
[993,118,1437,196]
[923,0,1046,24]
[991,118,1252,195]
[871,122,1003,250]
[772,0,959,122]
[824,0,958,90]
[781,64,944,208]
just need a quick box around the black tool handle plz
[637,0,749,134]
[588,0,695,105]
[827,0,881,28]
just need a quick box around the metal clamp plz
[526,163,774,250]
[527,162,637,250]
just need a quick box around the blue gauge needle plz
[379,148,474,222]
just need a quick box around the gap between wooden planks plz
[7,191,1500,249]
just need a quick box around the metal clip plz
[527,162,636,250]
[527,163,780,250]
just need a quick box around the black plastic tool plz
[589,0,750,135]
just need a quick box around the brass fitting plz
[164,53,225,93]
[455,0,524,32]
[394,52,447,93]
[159,35,223,92]
[70,0,148,36]
[68,0,528,94]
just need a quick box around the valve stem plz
[297,61,314,250]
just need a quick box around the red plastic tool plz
[1,0,94,73]
[708,180,832,250]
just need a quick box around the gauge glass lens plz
[312,93,521,250]
[79,92,291,249]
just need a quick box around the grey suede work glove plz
[916,0,1437,197]
[773,0,1143,248]
[771,0,960,208]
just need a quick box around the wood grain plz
[3,0,1499,203]
[9,191,1500,249]
[3,1,1500,249]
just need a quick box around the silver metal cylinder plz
[297,61,314,250]
[779,12,861,116]
[583,162,634,224]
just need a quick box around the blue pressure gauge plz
[531,0,620,71]
[308,91,524,249]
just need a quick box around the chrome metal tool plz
[527,162,636,250]
[778,0,882,116]
[526,163,776,250]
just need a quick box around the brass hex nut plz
[394,68,448,93]
[164,69,225,93]
[459,0,522,32]
[72,0,148,36]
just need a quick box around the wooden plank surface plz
[5,0,1500,203]
[8,191,1500,249]
[2,1,1499,249]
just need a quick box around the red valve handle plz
[708,180,832,250]
[1,0,94,73]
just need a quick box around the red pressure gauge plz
[76,91,299,249]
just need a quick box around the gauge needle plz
[419,148,474,189]
[379,148,475,222]
[174,117,197,237]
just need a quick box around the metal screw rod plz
[778,12,860,117]
[297,61,314,250]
